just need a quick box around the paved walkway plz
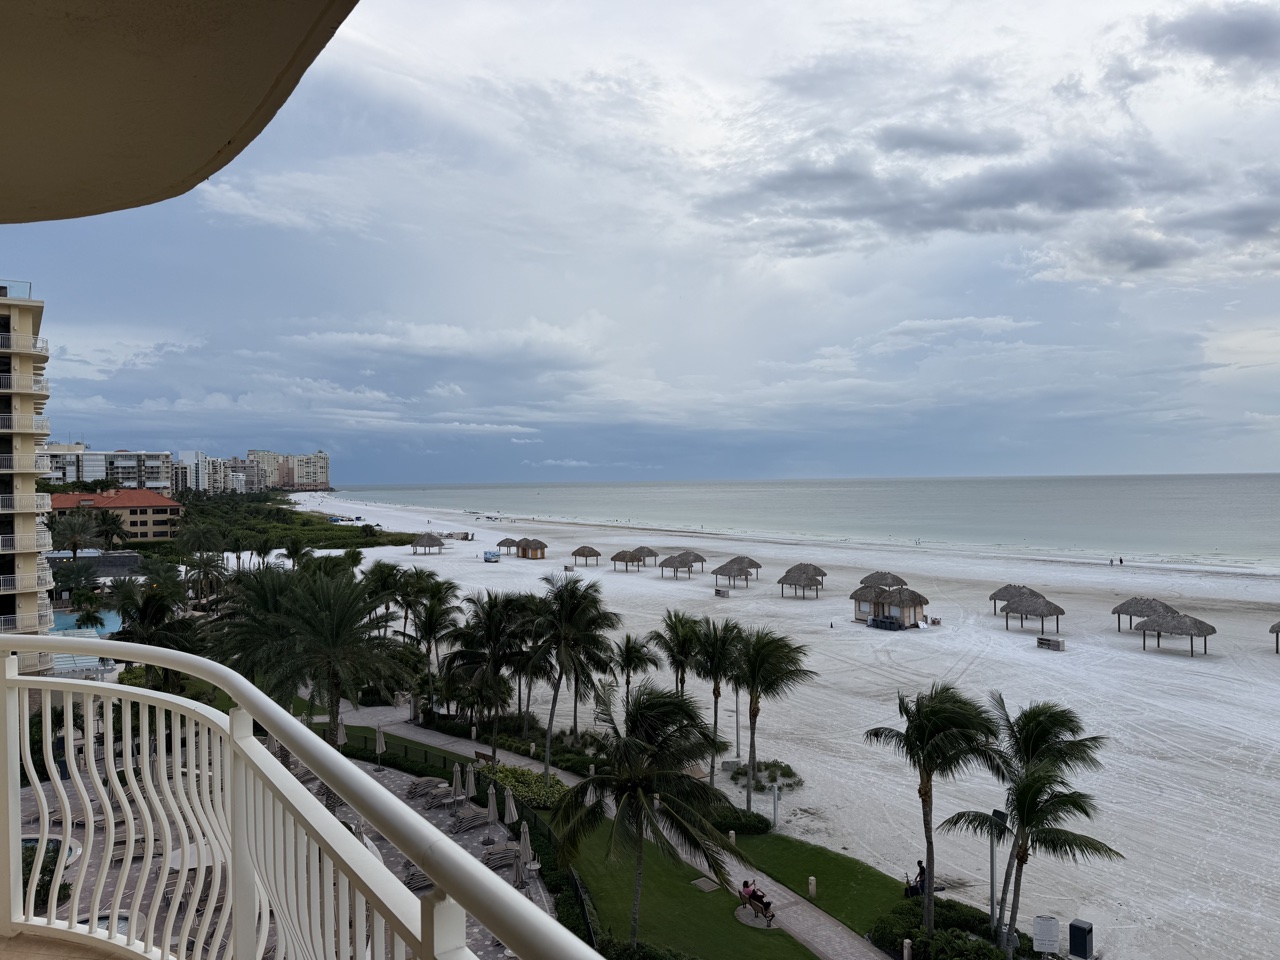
[337,702,887,960]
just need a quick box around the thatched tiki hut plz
[659,554,694,579]
[497,537,519,555]
[516,538,547,560]
[1271,621,1280,654]
[678,550,707,572]
[1000,595,1065,634]
[571,545,601,566]
[861,571,907,589]
[611,550,643,571]
[777,569,823,598]
[785,562,828,588]
[711,558,753,588]
[1111,597,1178,632]
[989,584,1043,615]
[632,546,659,567]
[1133,613,1216,656]
[729,555,763,576]
[410,532,445,555]
[850,585,929,625]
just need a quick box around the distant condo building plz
[247,448,330,491]
[44,442,173,494]
[0,280,54,638]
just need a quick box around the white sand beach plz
[295,491,1280,960]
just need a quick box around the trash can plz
[1069,919,1093,959]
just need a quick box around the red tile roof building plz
[51,490,183,540]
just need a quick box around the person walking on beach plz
[1119,556,1124,565]
[1110,558,1114,567]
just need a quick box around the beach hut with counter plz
[712,557,754,588]
[632,546,659,567]
[611,550,642,571]
[850,582,929,626]
[1111,597,1178,632]
[516,538,547,560]
[659,554,694,578]
[571,545,601,566]
[497,537,519,555]
[410,532,445,555]
[1134,612,1216,657]
[1001,594,1065,633]
[778,568,823,598]
[989,584,1043,615]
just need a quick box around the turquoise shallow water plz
[337,473,1280,568]
[53,610,122,635]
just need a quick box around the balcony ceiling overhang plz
[0,0,359,224]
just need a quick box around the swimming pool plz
[52,610,122,635]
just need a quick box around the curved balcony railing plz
[0,609,55,632]
[0,636,602,960]
[0,415,50,434]
[0,455,51,473]
[0,375,50,396]
[0,569,55,593]
[15,650,53,674]
[0,334,49,357]
[0,494,51,513]
[0,530,54,552]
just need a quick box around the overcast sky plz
[6,0,1280,483]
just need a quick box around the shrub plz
[707,805,771,836]
[476,763,567,809]
[869,899,1035,959]
[595,937,700,960]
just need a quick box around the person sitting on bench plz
[742,879,771,911]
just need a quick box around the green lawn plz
[734,833,903,935]
[572,829,817,960]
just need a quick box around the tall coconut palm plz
[179,522,225,557]
[444,591,520,752]
[252,535,275,570]
[692,617,744,789]
[531,573,620,784]
[864,683,999,937]
[941,696,1116,953]
[552,682,732,947]
[395,566,439,641]
[406,576,461,720]
[53,559,97,599]
[140,556,188,609]
[94,509,128,551]
[363,560,402,635]
[645,609,697,695]
[185,552,227,603]
[611,633,660,706]
[50,510,102,560]
[114,591,200,694]
[226,532,247,572]
[281,535,313,571]
[736,628,814,812]
[341,546,364,571]
[103,577,142,616]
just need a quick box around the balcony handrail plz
[0,375,50,394]
[0,334,48,353]
[0,634,601,960]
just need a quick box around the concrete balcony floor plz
[0,933,118,958]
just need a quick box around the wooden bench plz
[1036,636,1065,651]
[737,889,775,927]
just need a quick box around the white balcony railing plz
[0,609,55,633]
[0,495,51,513]
[0,636,601,960]
[0,416,51,435]
[0,455,51,473]
[0,570,55,594]
[0,335,49,356]
[0,376,50,396]
[0,531,53,553]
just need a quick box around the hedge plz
[476,764,568,809]
[868,898,1035,959]
[707,805,771,836]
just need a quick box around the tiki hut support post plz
[1271,622,1280,654]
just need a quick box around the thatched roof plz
[659,554,693,569]
[881,586,929,607]
[1001,595,1065,618]
[516,538,531,548]
[778,570,823,589]
[632,546,659,559]
[1112,597,1178,617]
[497,537,519,548]
[786,562,828,578]
[849,584,880,602]
[1133,613,1216,637]
[525,539,547,550]
[729,555,762,570]
[412,533,445,548]
[861,571,907,588]
[611,550,640,563]
[711,558,753,577]
[572,545,601,558]
[1271,621,1280,635]
[677,550,707,563]
[990,584,1043,602]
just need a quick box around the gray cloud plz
[875,124,1024,157]
[1149,3,1280,66]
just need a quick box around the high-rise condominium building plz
[247,448,330,490]
[0,280,53,635]
[44,442,173,493]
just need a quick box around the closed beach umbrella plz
[266,732,277,754]
[512,852,527,889]
[451,762,463,799]
[336,718,348,747]
[483,783,499,845]
[465,762,477,800]
[504,787,518,825]
[374,725,385,770]
[519,820,533,864]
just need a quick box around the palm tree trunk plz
[630,829,645,946]
[522,673,532,739]
[571,677,579,741]
[920,773,936,936]
[995,836,1018,948]
[324,678,343,814]
[745,698,759,813]
[542,671,564,785]
[709,683,720,789]
[1004,851,1028,960]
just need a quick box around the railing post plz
[421,888,467,959]
[0,656,19,937]
[229,708,257,960]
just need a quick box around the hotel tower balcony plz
[0,636,601,960]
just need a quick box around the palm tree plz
[692,617,744,789]
[209,564,299,705]
[341,546,364,571]
[140,556,188,609]
[281,535,313,571]
[185,552,227,603]
[611,633,659,706]
[405,576,461,720]
[395,566,439,641]
[179,521,225,556]
[444,591,520,752]
[531,573,620,784]
[645,609,697,695]
[226,532,247,572]
[864,683,999,937]
[252,535,274,570]
[736,628,814,812]
[363,560,402,635]
[53,559,97,600]
[103,576,142,615]
[552,681,733,946]
[941,696,1117,954]
[50,510,103,559]
[114,591,200,694]
[94,509,128,551]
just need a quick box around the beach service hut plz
[659,554,694,579]
[1133,613,1216,656]
[411,533,445,555]
[988,584,1044,615]
[632,546,659,567]
[516,538,547,560]
[850,584,929,626]
[778,568,823,598]
[611,550,642,571]
[571,545,601,566]
[497,537,519,555]
[1001,595,1065,634]
[1111,597,1179,632]
[712,557,754,588]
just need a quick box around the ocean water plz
[336,474,1280,568]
